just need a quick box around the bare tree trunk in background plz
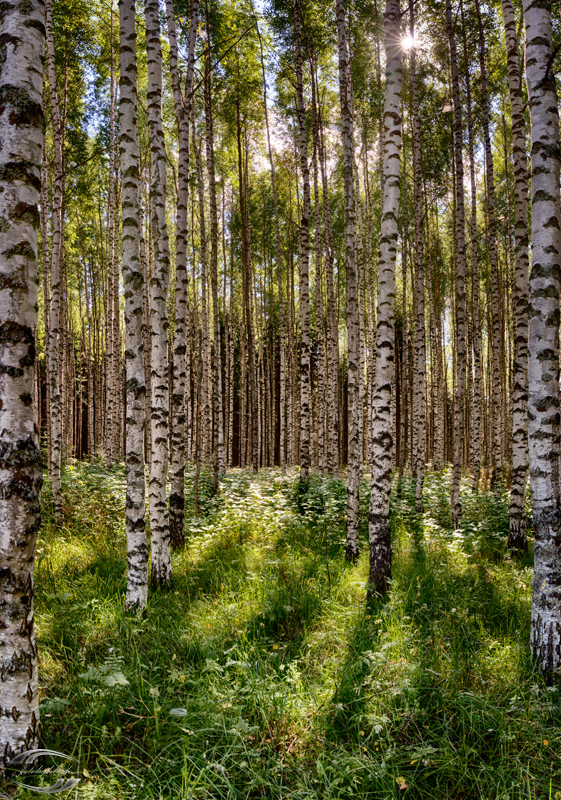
[475,0,503,489]
[460,0,481,493]
[446,0,467,530]
[336,0,359,561]
[255,12,286,470]
[410,2,425,513]
[317,90,339,475]
[45,0,63,520]
[193,123,212,468]
[204,27,225,490]
[294,0,311,494]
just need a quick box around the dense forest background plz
[3,0,561,794]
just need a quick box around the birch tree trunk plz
[523,0,561,679]
[368,0,402,595]
[501,0,529,552]
[45,0,63,520]
[204,39,225,490]
[145,0,171,586]
[193,124,212,467]
[446,0,467,530]
[294,0,311,493]
[166,0,198,548]
[411,9,425,513]
[460,0,482,493]
[335,0,359,561]
[311,79,325,472]
[120,0,148,610]
[318,100,339,475]
[0,0,44,758]
[256,15,285,470]
[475,0,503,489]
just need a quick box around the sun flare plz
[402,34,415,50]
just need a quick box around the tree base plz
[368,513,392,596]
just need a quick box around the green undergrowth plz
[28,462,560,799]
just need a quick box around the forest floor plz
[24,464,561,799]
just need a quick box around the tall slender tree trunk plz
[166,0,198,548]
[294,0,311,493]
[120,0,148,610]
[460,0,482,493]
[193,124,212,467]
[310,74,325,473]
[410,3,425,513]
[204,33,224,490]
[256,14,285,470]
[475,0,502,489]
[0,0,45,758]
[523,0,561,680]
[317,95,339,475]
[145,0,171,586]
[368,0,402,595]
[106,24,119,469]
[336,0,359,560]
[501,0,529,552]
[446,0,467,529]
[45,0,63,520]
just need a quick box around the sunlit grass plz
[28,462,561,799]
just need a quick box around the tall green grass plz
[27,463,559,799]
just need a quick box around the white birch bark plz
[523,0,561,679]
[145,0,171,586]
[294,0,311,492]
[204,42,224,488]
[166,0,198,548]
[120,0,148,610]
[368,0,402,595]
[335,0,359,560]
[446,0,467,530]
[256,15,285,470]
[475,0,503,488]
[501,0,529,552]
[0,0,44,758]
[410,5,425,513]
[318,103,339,475]
[45,0,63,520]
[460,0,482,493]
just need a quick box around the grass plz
[24,462,561,799]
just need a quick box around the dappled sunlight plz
[33,462,561,799]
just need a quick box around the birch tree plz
[368,0,402,595]
[0,0,45,757]
[501,0,529,552]
[475,0,503,488]
[120,0,148,610]
[523,0,561,679]
[45,0,63,520]
[410,2,425,513]
[145,0,172,585]
[335,0,359,560]
[204,28,225,489]
[166,0,198,549]
[446,0,467,530]
[294,0,311,493]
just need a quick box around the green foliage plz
[33,464,559,799]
